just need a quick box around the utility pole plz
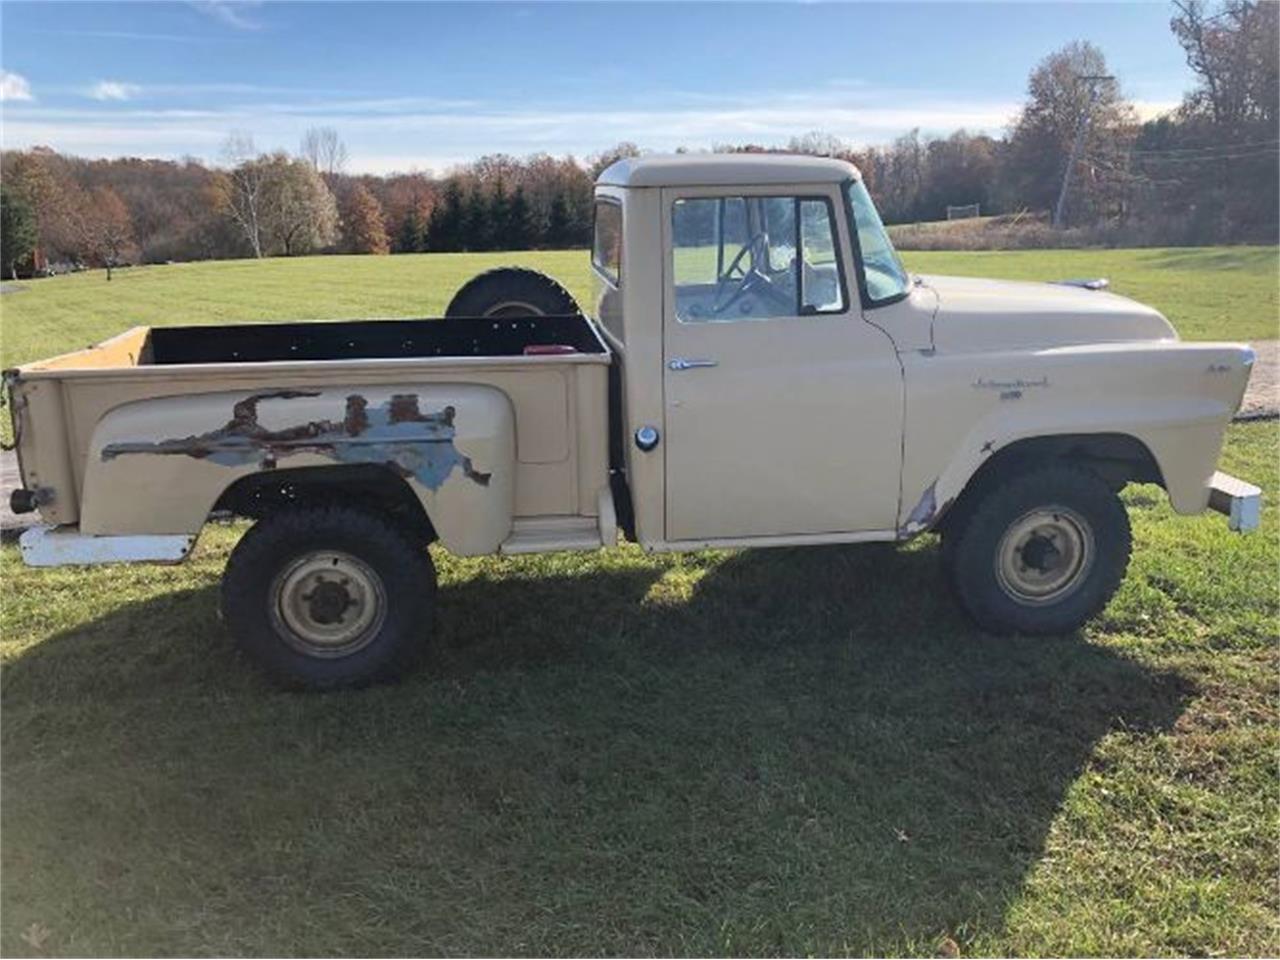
[1052,74,1115,229]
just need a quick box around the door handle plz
[668,358,718,371]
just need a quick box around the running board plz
[500,516,603,554]
[1207,471,1262,532]
[19,525,196,567]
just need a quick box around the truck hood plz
[920,274,1177,352]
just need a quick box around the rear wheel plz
[943,464,1131,635]
[221,505,436,689]
[444,266,580,318]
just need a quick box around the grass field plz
[1,247,1278,956]
[1,246,1276,371]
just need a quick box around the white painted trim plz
[642,528,900,553]
[19,525,195,567]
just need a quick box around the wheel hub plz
[995,507,1095,605]
[270,551,387,657]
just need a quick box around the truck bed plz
[9,314,613,544]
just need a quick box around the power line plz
[1119,140,1280,157]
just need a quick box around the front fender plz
[898,342,1253,533]
[81,383,516,555]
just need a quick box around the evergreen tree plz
[507,185,533,250]
[397,209,422,253]
[0,185,38,280]
[546,192,569,248]
[486,178,510,251]
[426,180,464,252]
[461,186,488,251]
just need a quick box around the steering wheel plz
[711,233,769,314]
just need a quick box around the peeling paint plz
[101,390,491,490]
[899,481,937,537]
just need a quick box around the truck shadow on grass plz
[2,542,1191,956]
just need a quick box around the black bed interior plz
[148,314,607,365]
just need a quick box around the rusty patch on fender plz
[898,481,937,538]
[101,390,491,490]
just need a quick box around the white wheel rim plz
[995,506,1095,606]
[269,550,387,658]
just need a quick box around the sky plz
[1,0,1192,175]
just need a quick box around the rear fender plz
[80,383,515,555]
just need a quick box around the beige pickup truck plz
[6,154,1260,688]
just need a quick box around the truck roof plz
[596,153,861,188]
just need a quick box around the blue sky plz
[1,1,1191,174]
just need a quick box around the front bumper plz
[1207,471,1262,532]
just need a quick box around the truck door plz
[660,186,903,541]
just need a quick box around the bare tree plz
[217,133,266,257]
[300,127,349,178]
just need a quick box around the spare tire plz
[445,267,580,319]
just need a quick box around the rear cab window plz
[592,200,622,286]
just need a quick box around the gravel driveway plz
[2,341,1276,540]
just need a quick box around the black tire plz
[942,464,1131,635]
[445,267,580,319]
[220,505,436,689]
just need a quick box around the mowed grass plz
[1,247,1278,955]
[1,246,1276,371]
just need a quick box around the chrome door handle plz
[668,358,718,371]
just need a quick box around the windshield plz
[845,180,910,304]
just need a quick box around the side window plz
[592,200,622,285]
[672,195,846,323]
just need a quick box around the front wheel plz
[220,506,436,689]
[942,464,1132,635]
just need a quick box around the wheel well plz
[936,432,1163,534]
[212,464,436,543]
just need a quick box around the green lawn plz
[2,246,1276,371]
[2,248,1278,956]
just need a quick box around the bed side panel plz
[79,383,516,554]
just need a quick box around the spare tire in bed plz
[444,267,581,319]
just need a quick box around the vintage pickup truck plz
[6,154,1260,688]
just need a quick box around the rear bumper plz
[1207,471,1262,532]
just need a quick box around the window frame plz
[842,176,911,310]
[591,197,623,288]
[669,191,851,325]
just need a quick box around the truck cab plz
[590,154,1255,551]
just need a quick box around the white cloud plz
[88,80,142,102]
[0,70,34,102]
[0,86,1025,173]
[1132,99,1181,121]
[190,0,262,31]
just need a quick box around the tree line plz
[1,0,1275,279]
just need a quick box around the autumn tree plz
[258,154,340,256]
[341,182,390,254]
[1172,0,1278,129]
[60,185,135,279]
[216,144,339,258]
[1003,41,1133,225]
[4,148,70,268]
[1,184,38,279]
